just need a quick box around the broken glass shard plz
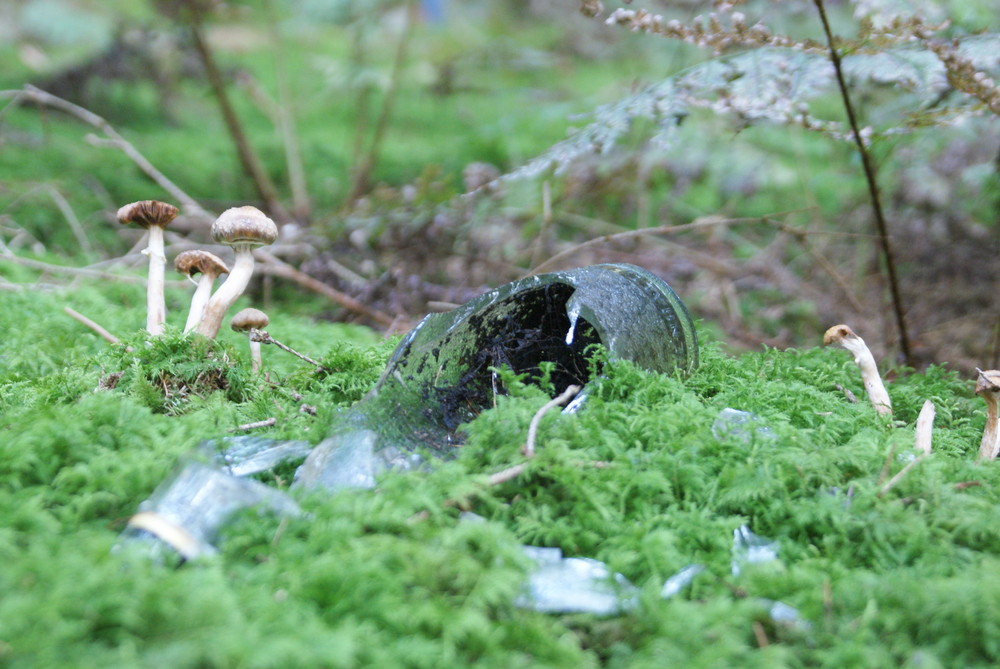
[297,263,698,489]
[516,545,639,615]
[118,454,301,562]
[712,408,776,445]
[660,563,706,599]
[731,524,779,577]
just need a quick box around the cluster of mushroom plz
[118,200,278,366]
[824,323,1000,466]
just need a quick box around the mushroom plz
[823,324,892,417]
[174,250,230,332]
[196,206,278,338]
[976,369,1000,462]
[231,307,270,372]
[117,200,179,335]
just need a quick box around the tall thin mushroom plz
[117,200,179,335]
[976,369,1000,462]
[823,324,893,417]
[196,206,278,339]
[174,250,230,332]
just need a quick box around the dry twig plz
[181,0,288,222]
[527,215,763,275]
[230,417,277,432]
[523,384,581,457]
[348,0,418,200]
[2,254,186,286]
[813,0,912,365]
[0,86,212,222]
[64,306,120,344]
[251,329,324,368]
[254,249,396,327]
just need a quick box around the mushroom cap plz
[211,206,278,248]
[976,369,1000,396]
[231,307,270,332]
[174,250,230,277]
[117,200,179,229]
[822,324,858,347]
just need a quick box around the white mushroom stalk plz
[231,308,269,373]
[976,369,1000,462]
[117,200,179,335]
[196,207,278,339]
[174,250,230,333]
[823,324,893,417]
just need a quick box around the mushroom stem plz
[175,250,229,333]
[197,250,254,338]
[230,308,270,374]
[248,336,263,373]
[184,274,216,332]
[196,206,277,339]
[976,370,1000,462]
[145,226,166,335]
[823,324,892,417]
[118,200,177,336]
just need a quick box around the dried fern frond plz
[504,33,1000,182]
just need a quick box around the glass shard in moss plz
[297,263,698,489]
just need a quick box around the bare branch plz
[253,249,396,327]
[64,306,120,344]
[230,417,278,432]
[0,85,212,222]
[523,384,581,458]
[813,0,912,365]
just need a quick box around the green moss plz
[2,2,999,665]
[1,297,997,666]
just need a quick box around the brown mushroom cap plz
[117,200,179,229]
[174,250,230,278]
[822,324,857,347]
[231,308,270,332]
[211,206,278,247]
[976,370,1000,396]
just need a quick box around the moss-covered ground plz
[3,2,999,666]
[1,273,995,668]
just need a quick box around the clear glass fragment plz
[712,408,776,444]
[516,545,639,615]
[118,455,301,561]
[660,563,706,599]
[207,436,313,477]
[761,599,813,633]
[731,524,779,577]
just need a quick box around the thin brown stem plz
[523,384,581,458]
[251,329,323,368]
[230,417,277,431]
[1,86,211,221]
[253,249,396,327]
[1,253,186,286]
[528,215,765,276]
[266,0,310,221]
[349,24,373,174]
[64,306,120,344]
[183,2,289,222]
[812,0,912,366]
[487,463,527,487]
[348,0,418,201]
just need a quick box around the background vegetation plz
[1,0,999,666]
